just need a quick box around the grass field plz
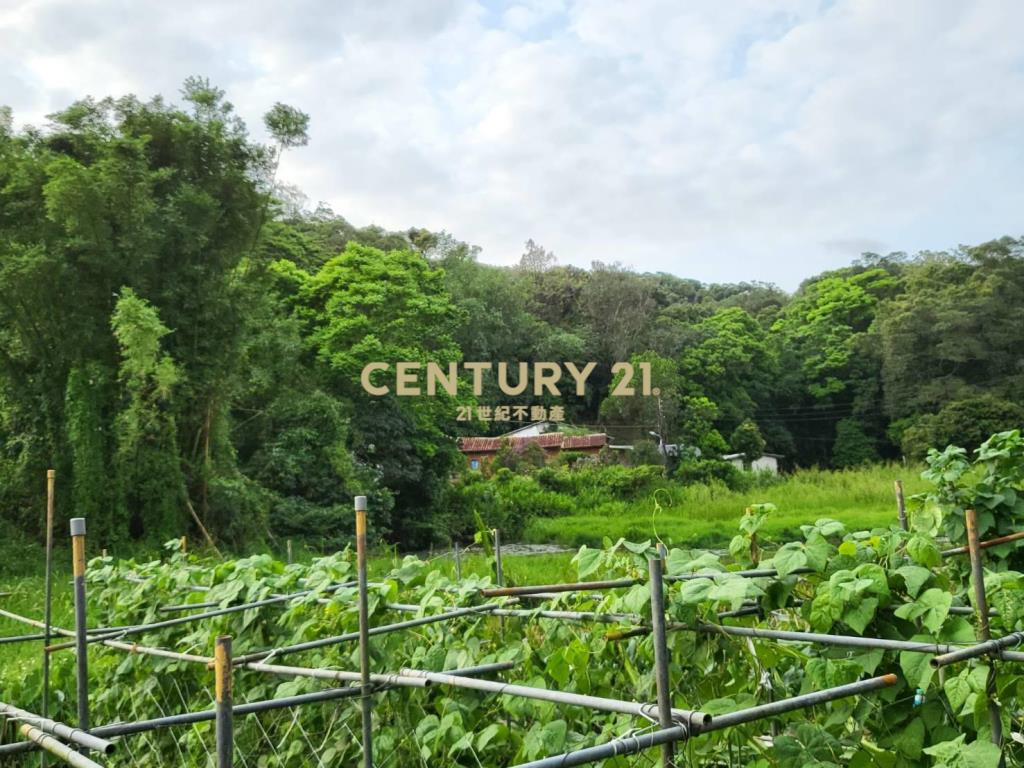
[0,463,928,694]
[523,462,928,548]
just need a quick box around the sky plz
[2,0,1022,289]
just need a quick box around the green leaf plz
[907,535,942,567]
[842,597,878,634]
[838,540,858,557]
[900,645,936,689]
[545,650,570,688]
[924,735,1001,768]
[708,576,761,611]
[804,531,833,571]
[623,539,652,554]
[678,578,713,604]
[893,718,925,760]
[475,723,506,752]
[809,586,845,632]
[895,565,932,598]
[773,542,809,578]
[917,588,953,633]
[667,550,722,575]
[853,563,891,601]
[943,672,971,715]
[574,546,603,579]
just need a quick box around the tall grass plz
[524,462,927,548]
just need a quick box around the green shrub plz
[832,418,878,467]
[673,458,748,489]
[629,440,664,466]
[439,471,575,541]
[900,395,1024,460]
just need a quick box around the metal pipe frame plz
[230,603,501,665]
[16,724,104,768]
[0,702,114,754]
[680,623,1024,663]
[398,668,710,728]
[47,581,358,652]
[0,663,515,757]
[510,674,898,768]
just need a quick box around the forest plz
[1,81,1023,553]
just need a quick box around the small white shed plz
[723,452,782,474]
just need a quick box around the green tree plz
[110,289,187,542]
[832,418,878,468]
[294,243,466,543]
[730,420,766,468]
[897,395,1024,460]
[679,307,777,432]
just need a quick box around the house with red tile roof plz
[458,429,609,470]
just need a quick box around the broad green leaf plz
[678,578,713,604]
[918,588,953,633]
[773,542,809,578]
[899,645,935,689]
[804,531,833,571]
[895,565,932,598]
[907,535,942,567]
[809,586,845,632]
[842,597,878,634]
[838,540,858,557]
[574,546,603,578]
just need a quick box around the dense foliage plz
[2,82,1023,551]
[4,432,1022,766]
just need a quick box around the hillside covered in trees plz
[2,83,1022,550]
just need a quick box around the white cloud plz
[2,0,1022,288]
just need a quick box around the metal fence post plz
[454,541,462,581]
[286,539,293,565]
[966,509,1003,757]
[895,480,908,531]
[70,517,89,732]
[648,556,676,768]
[355,496,374,768]
[215,635,233,767]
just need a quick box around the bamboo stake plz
[494,528,505,641]
[894,480,908,531]
[41,468,55,768]
[648,556,675,767]
[964,509,1001,755]
[941,530,1024,557]
[69,517,89,731]
[215,636,233,768]
[355,495,373,768]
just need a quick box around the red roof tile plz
[458,433,608,453]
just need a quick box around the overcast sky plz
[2,0,1022,289]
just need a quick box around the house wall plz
[750,455,779,473]
[726,455,780,474]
